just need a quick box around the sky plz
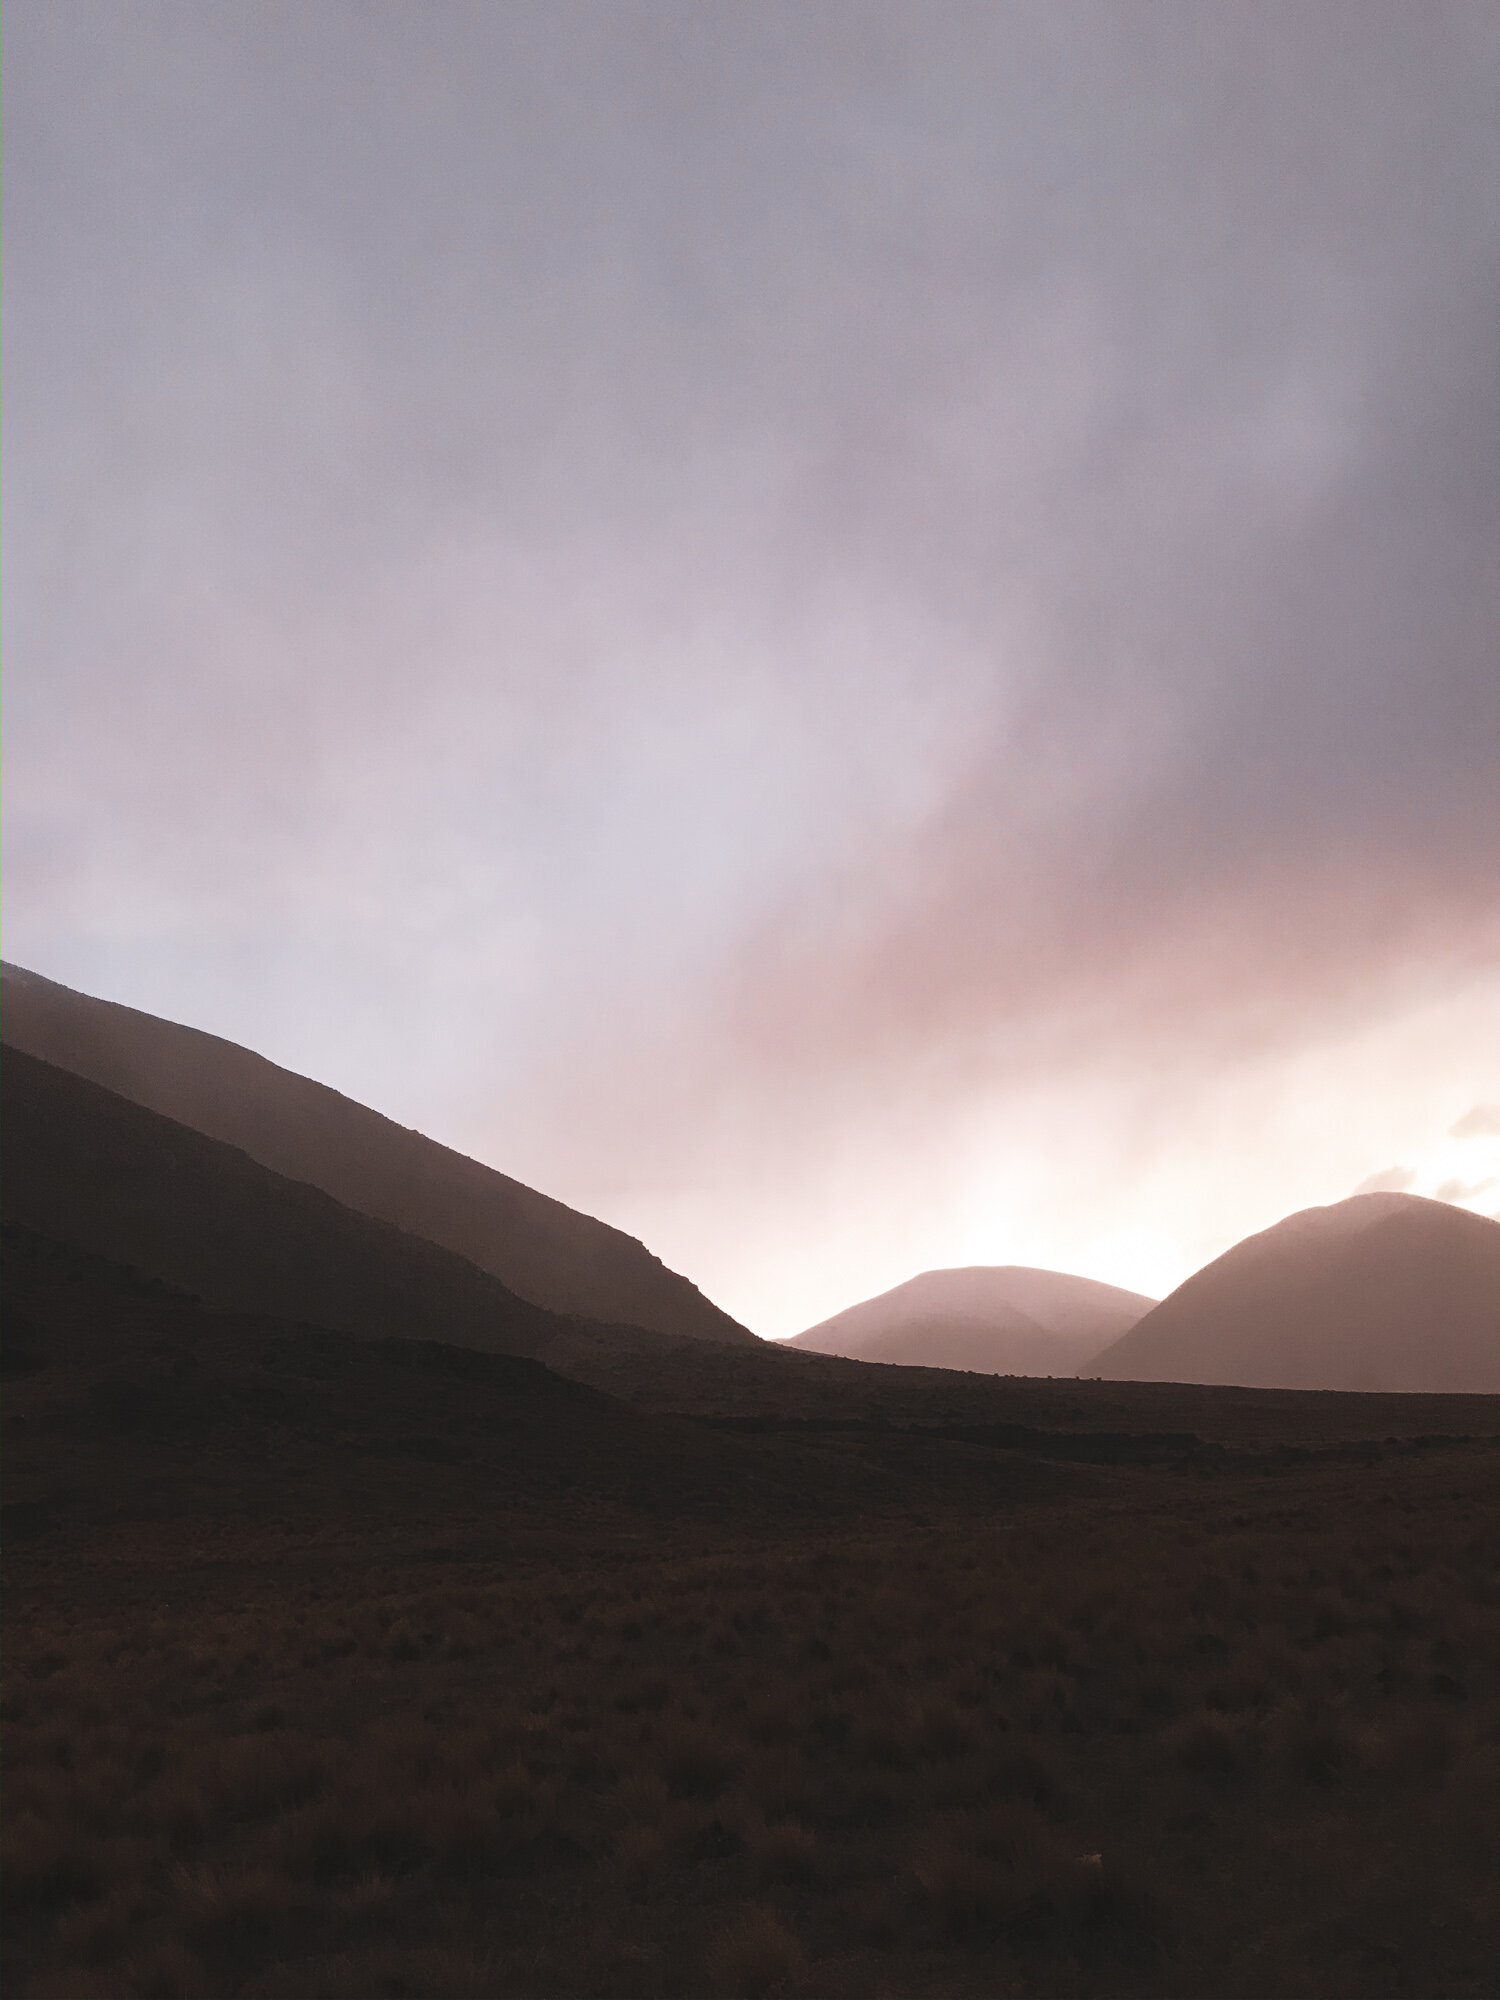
[4,1,1499,1336]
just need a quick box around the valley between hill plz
[5,1226,1499,2000]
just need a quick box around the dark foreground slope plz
[6,1223,1499,2000]
[1093,1192,1500,1392]
[0,961,752,1344]
[0,1226,767,1545]
[0,1047,709,1372]
[789,1266,1152,1375]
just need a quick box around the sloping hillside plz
[0,962,752,1344]
[0,1222,774,1547]
[1091,1193,1500,1392]
[789,1265,1153,1375]
[0,1047,667,1369]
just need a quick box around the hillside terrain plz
[789,1265,1152,1376]
[6,980,1500,1996]
[0,961,752,1344]
[1094,1193,1500,1393]
[0,1047,709,1376]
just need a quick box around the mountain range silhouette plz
[4,962,1496,1393]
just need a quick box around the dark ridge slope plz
[0,1224,780,1541]
[0,961,753,1345]
[0,1047,651,1367]
[1091,1193,1500,1392]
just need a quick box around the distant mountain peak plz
[1256,1190,1444,1239]
[1090,1193,1500,1393]
[789,1264,1154,1376]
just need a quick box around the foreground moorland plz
[4,1225,1499,2000]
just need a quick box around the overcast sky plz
[5,1,1499,1333]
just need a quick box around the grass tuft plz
[704,1904,805,1997]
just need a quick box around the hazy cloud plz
[4,2,1498,1328]
[1353,1167,1417,1198]
[1450,1105,1500,1140]
[1435,1176,1500,1206]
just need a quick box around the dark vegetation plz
[6,1226,1499,1999]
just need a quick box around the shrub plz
[172,1859,293,1954]
[205,1731,324,1821]
[661,1725,737,1800]
[0,1811,107,1911]
[49,1883,158,1969]
[704,1904,805,1997]
[913,1803,1063,1940]
[1281,1710,1358,1784]
[982,1743,1063,1812]
[254,1943,500,1999]
[268,1790,431,1884]
[747,1816,820,1887]
[918,1699,976,1762]
[1170,1713,1258,1778]
[616,1820,669,1893]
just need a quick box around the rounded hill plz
[1090,1193,1500,1392]
[789,1265,1154,1376]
